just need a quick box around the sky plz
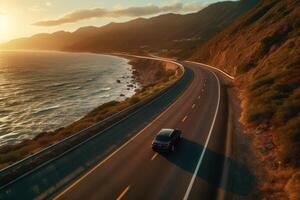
[0,0,223,43]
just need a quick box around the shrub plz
[246,107,274,124]
[286,60,300,69]
[275,88,300,123]
[154,69,165,80]
[242,1,276,27]
[276,104,300,123]
[285,171,300,200]
[277,117,300,167]
[129,96,140,104]
[238,61,256,74]
[0,151,22,163]
[250,77,274,91]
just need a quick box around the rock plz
[120,94,125,97]
[116,79,121,83]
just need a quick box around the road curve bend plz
[1,59,255,200]
[54,62,234,200]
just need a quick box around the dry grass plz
[284,171,300,200]
[192,0,300,198]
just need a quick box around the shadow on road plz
[160,138,256,196]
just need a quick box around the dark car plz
[152,129,182,152]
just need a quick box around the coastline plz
[0,55,180,169]
[0,51,138,147]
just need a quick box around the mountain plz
[1,0,259,58]
[192,0,300,198]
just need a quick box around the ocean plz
[0,50,138,146]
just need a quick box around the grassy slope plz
[192,0,300,199]
[0,58,179,169]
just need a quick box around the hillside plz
[1,0,259,58]
[192,0,300,199]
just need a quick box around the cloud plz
[182,2,209,12]
[28,5,45,12]
[28,1,52,12]
[33,2,207,27]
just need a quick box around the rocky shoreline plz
[0,56,179,169]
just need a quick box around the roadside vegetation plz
[0,57,181,169]
[192,1,300,199]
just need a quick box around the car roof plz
[157,129,174,137]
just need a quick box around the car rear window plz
[156,135,170,142]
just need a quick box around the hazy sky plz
[0,0,223,42]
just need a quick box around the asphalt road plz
[0,60,255,200]
[53,62,255,200]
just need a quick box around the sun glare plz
[0,15,9,42]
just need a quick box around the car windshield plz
[156,135,170,142]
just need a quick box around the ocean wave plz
[33,105,61,115]
[14,88,44,95]
[0,131,20,140]
[17,134,34,141]
[47,82,70,88]
[100,87,111,91]
[88,87,112,96]
[0,137,22,146]
[0,96,8,101]
[85,78,96,83]
[99,94,110,98]
[71,86,82,90]
[0,51,135,147]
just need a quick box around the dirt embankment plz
[129,58,177,87]
[0,57,180,169]
[192,1,300,199]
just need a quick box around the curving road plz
[53,61,252,200]
[0,59,255,200]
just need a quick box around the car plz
[152,129,182,152]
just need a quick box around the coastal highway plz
[52,61,250,200]
[0,59,255,199]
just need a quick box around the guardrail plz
[0,56,185,188]
[186,61,234,80]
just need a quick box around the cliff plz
[192,0,300,198]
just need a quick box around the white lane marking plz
[182,116,188,122]
[183,72,221,200]
[53,70,188,200]
[186,61,234,80]
[1,54,187,194]
[192,104,196,109]
[116,185,130,200]
[151,153,158,161]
